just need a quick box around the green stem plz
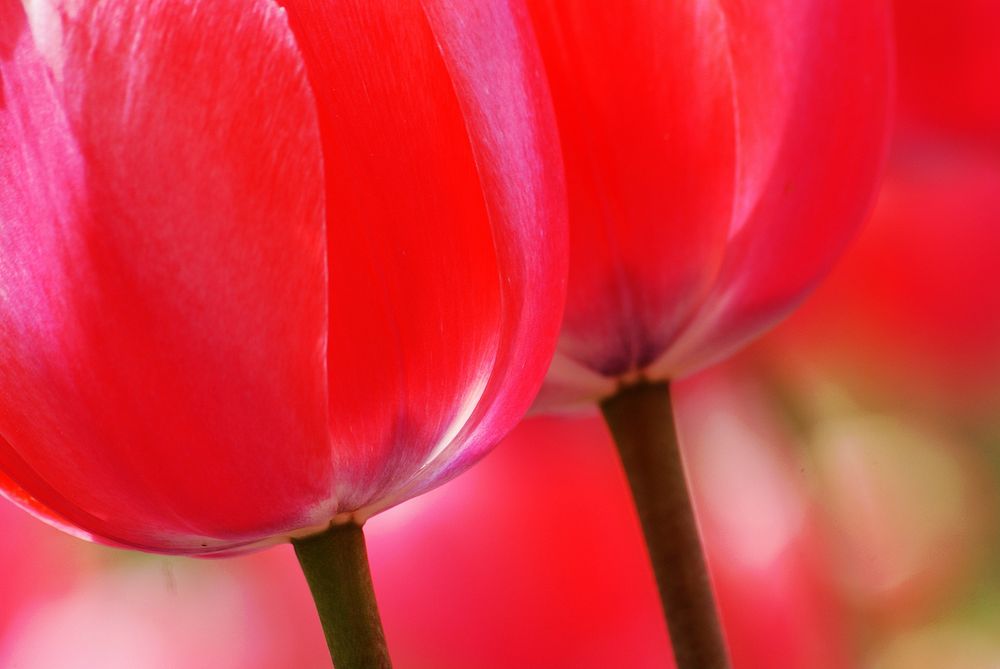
[600,380,730,669]
[292,523,392,669]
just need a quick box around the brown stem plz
[292,523,392,669]
[600,380,730,669]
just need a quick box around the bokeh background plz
[2,1,999,667]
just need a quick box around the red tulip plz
[530,0,893,409]
[0,0,566,555]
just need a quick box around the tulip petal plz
[365,0,568,510]
[277,0,566,513]
[0,447,93,545]
[527,0,738,377]
[654,0,893,377]
[530,351,616,416]
[0,0,329,552]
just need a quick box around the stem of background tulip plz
[600,380,730,669]
[292,523,392,669]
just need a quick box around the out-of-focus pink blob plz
[676,369,853,669]
[367,416,667,669]
[0,500,82,637]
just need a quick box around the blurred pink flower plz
[0,500,81,637]
[0,557,331,669]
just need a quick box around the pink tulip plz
[530,0,893,409]
[0,0,565,555]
